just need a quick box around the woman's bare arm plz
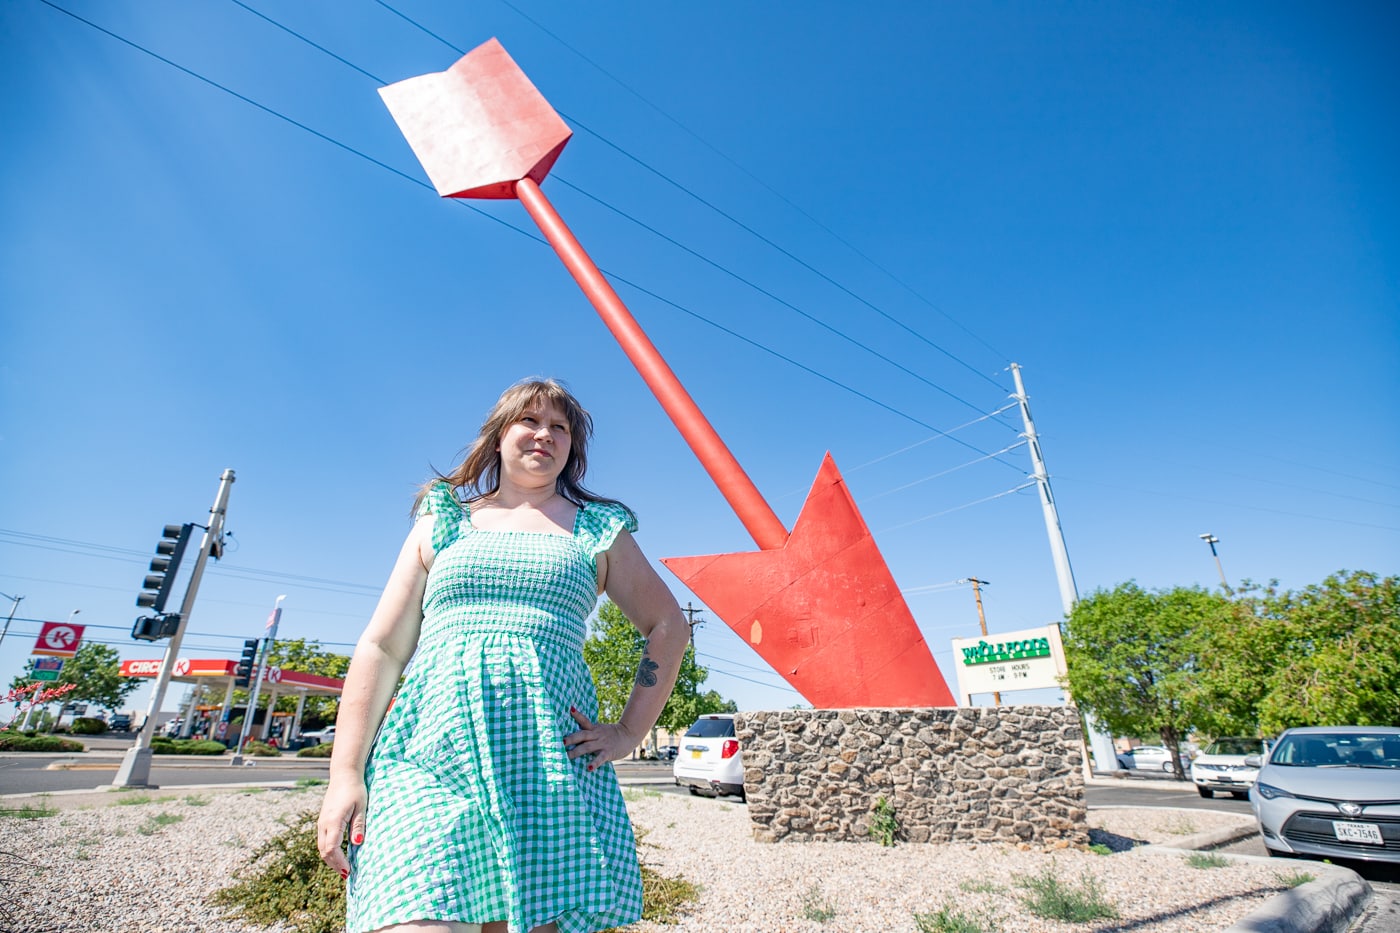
[566,529,689,766]
[317,515,432,873]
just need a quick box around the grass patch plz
[622,787,659,802]
[867,795,900,847]
[957,879,1004,894]
[800,883,838,923]
[1185,852,1229,869]
[1275,869,1316,888]
[295,777,328,788]
[1088,843,1113,856]
[137,812,185,835]
[1013,865,1118,923]
[914,903,999,933]
[0,804,58,819]
[184,794,211,807]
[112,793,154,806]
[243,787,268,795]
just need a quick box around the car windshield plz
[684,718,735,738]
[1271,733,1400,768]
[1205,739,1264,756]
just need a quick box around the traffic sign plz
[31,670,60,682]
[32,657,65,673]
[33,622,85,658]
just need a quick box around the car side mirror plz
[1244,755,1261,767]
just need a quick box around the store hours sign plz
[949,624,1067,704]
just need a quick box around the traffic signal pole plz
[114,469,236,788]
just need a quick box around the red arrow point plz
[663,456,956,708]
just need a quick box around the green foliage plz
[1087,843,1113,855]
[583,600,735,735]
[867,796,900,846]
[69,716,107,735]
[209,811,346,933]
[137,811,185,835]
[150,738,227,755]
[914,903,1000,933]
[295,777,328,787]
[260,638,350,723]
[800,883,838,923]
[1061,583,1230,765]
[1013,865,1118,922]
[6,642,140,711]
[0,803,58,819]
[296,742,334,758]
[0,731,83,752]
[243,740,281,757]
[1274,869,1315,888]
[1185,852,1229,869]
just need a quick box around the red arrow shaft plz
[515,176,789,551]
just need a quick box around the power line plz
[877,481,1038,534]
[41,0,1019,466]
[489,0,1014,370]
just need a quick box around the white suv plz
[673,714,745,800]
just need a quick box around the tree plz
[583,600,735,749]
[1060,582,1234,777]
[254,638,351,728]
[1252,571,1400,732]
[6,642,140,712]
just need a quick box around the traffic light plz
[132,613,182,642]
[234,639,260,688]
[136,524,194,613]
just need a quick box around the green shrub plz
[151,738,227,756]
[914,903,1000,933]
[297,742,334,758]
[70,717,107,735]
[867,796,900,846]
[244,740,281,757]
[209,811,345,933]
[0,732,84,752]
[1013,865,1118,922]
[1186,852,1229,869]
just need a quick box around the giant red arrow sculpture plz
[380,39,956,708]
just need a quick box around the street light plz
[1199,534,1228,590]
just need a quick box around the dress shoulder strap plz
[416,481,466,554]
[576,500,638,557]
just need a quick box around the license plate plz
[1333,821,1384,845]
[691,750,702,759]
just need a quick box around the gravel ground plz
[1,786,1301,933]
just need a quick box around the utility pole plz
[1010,364,1117,773]
[231,595,286,766]
[1199,533,1228,590]
[681,601,705,652]
[963,578,1001,706]
[0,592,23,649]
[115,469,235,788]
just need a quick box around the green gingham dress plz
[345,481,644,933]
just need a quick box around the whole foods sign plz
[949,624,1067,704]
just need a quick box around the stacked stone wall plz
[735,706,1088,846]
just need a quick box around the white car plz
[300,726,336,745]
[673,714,745,800]
[1118,745,1190,772]
[1190,737,1270,799]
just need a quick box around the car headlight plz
[1253,781,1294,800]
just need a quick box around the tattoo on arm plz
[635,643,659,688]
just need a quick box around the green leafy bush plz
[209,811,345,933]
[70,717,107,735]
[0,732,84,752]
[867,796,900,846]
[150,738,227,756]
[297,742,334,758]
[1013,865,1118,922]
[244,740,281,757]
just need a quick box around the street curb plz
[1141,846,1372,933]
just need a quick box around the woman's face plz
[497,398,572,489]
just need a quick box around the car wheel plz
[1197,786,1214,798]
[1230,791,1249,800]
[1162,761,1175,773]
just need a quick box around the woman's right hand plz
[317,775,368,879]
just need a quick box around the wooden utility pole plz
[966,577,1001,706]
[680,602,705,652]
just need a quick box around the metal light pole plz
[114,469,236,788]
[1199,534,1228,590]
[231,594,286,766]
[0,591,22,649]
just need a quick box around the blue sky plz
[3,1,1397,720]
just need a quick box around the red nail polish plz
[353,833,363,845]
[340,869,348,880]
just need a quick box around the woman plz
[318,378,690,933]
